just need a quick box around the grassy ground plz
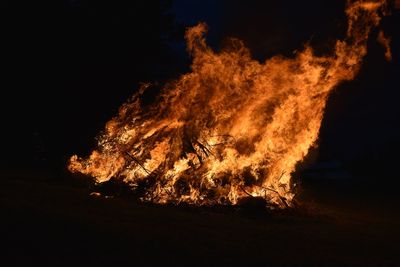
[1,170,399,266]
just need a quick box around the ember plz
[69,0,390,208]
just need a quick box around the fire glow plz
[69,0,391,208]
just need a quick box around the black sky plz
[2,0,399,180]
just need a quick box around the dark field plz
[1,170,399,266]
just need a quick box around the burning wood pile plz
[69,0,391,208]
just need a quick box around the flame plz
[69,0,390,208]
[377,30,392,61]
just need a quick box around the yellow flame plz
[69,0,390,208]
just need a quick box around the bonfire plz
[69,0,391,208]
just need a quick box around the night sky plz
[2,0,399,181]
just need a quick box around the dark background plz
[2,1,400,266]
[2,0,399,180]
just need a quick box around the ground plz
[1,170,399,266]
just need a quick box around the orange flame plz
[69,0,390,208]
